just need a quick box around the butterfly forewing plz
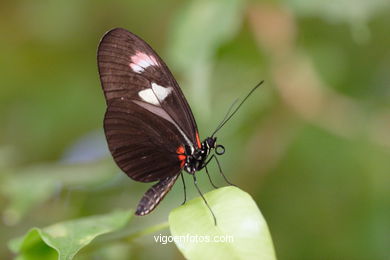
[98,28,198,146]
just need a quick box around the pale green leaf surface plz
[9,209,133,260]
[169,186,276,260]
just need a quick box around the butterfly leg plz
[193,174,217,225]
[180,172,187,205]
[205,166,219,189]
[206,154,237,187]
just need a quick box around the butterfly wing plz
[104,99,184,182]
[135,174,179,216]
[98,28,200,148]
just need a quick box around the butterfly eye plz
[215,145,225,155]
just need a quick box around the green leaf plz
[9,209,133,260]
[169,186,276,260]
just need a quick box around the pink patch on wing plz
[130,63,143,73]
[129,51,158,73]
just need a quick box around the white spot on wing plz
[138,89,159,105]
[129,51,158,73]
[151,83,173,101]
[130,63,144,73]
[138,83,172,106]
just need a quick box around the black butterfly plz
[97,28,262,224]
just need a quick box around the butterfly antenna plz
[211,80,264,137]
[213,98,240,134]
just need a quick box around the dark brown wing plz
[135,174,179,216]
[97,28,199,148]
[104,99,185,182]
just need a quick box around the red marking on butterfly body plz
[176,145,186,168]
[195,132,202,148]
[176,146,185,154]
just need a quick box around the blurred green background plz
[1,0,389,259]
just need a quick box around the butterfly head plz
[204,137,216,149]
[204,137,225,156]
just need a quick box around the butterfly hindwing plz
[135,174,179,216]
[104,99,183,182]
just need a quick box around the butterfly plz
[97,28,262,224]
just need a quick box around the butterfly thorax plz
[183,137,216,174]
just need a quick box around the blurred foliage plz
[1,159,116,226]
[168,0,244,117]
[1,0,389,259]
